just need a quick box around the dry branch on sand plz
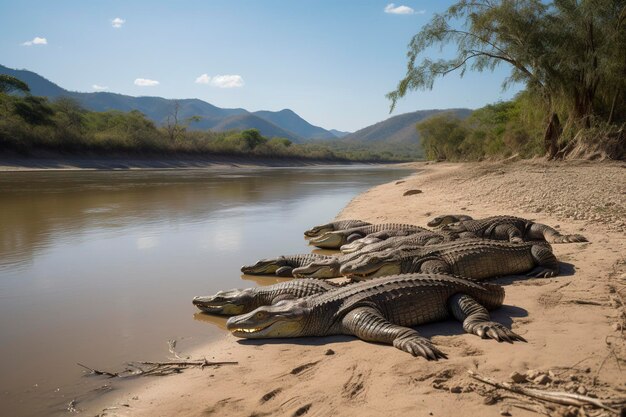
[77,339,237,378]
[468,370,626,415]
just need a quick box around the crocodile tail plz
[549,233,588,243]
[531,223,588,244]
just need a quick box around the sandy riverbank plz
[83,160,625,417]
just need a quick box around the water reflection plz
[239,274,293,286]
[193,312,229,330]
[0,169,408,271]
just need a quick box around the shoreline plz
[81,160,625,417]
[0,154,412,172]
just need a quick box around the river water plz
[0,166,414,416]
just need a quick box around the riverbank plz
[0,153,400,171]
[83,160,625,417]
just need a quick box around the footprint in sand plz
[259,388,283,404]
[342,364,370,400]
[289,360,320,377]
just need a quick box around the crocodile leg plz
[275,266,294,277]
[341,307,447,360]
[418,259,451,274]
[493,224,524,243]
[448,294,526,343]
[346,232,366,243]
[527,244,560,277]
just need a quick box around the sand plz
[83,160,626,417]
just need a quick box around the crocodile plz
[340,229,459,254]
[292,232,460,279]
[193,279,339,315]
[309,223,428,249]
[226,273,525,359]
[427,214,474,228]
[340,240,559,281]
[439,215,587,243]
[304,219,371,238]
[241,253,333,277]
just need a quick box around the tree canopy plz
[0,74,30,95]
[388,0,626,158]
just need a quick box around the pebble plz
[500,406,511,416]
[564,382,577,391]
[449,386,462,394]
[509,371,526,383]
[403,189,423,196]
[324,349,335,355]
[534,374,552,385]
[483,396,497,405]
[525,369,541,380]
[576,385,588,395]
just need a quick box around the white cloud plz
[22,37,47,46]
[134,78,160,87]
[384,4,424,15]
[195,73,244,88]
[111,17,125,28]
[195,73,211,84]
[92,84,109,91]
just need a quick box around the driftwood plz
[78,358,237,378]
[467,370,621,414]
[78,339,237,378]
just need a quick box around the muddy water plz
[0,166,414,416]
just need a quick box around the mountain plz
[329,129,351,138]
[0,64,339,142]
[210,114,302,142]
[253,109,337,140]
[340,109,472,145]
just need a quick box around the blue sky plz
[0,0,522,132]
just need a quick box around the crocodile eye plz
[255,311,266,319]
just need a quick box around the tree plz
[54,97,86,131]
[164,101,201,142]
[388,0,626,159]
[0,75,30,95]
[13,96,54,125]
[267,137,292,147]
[416,113,468,160]
[165,101,184,142]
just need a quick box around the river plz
[0,166,414,416]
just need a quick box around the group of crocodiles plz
[193,215,587,359]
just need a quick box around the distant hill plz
[210,113,302,142]
[340,109,472,145]
[0,64,341,142]
[1,64,473,148]
[252,109,337,140]
[329,129,351,138]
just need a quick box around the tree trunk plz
[607,89,619,125]
[544,112,562,160]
